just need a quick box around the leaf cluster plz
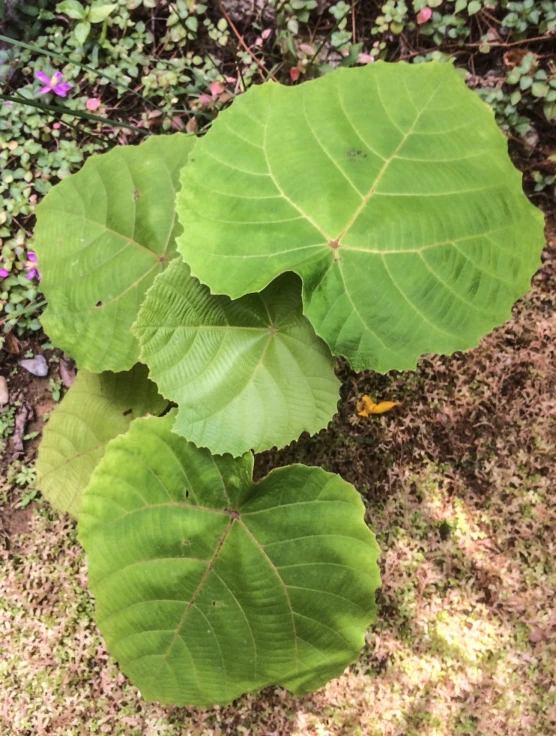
[56,1,117,46]
[31,61,545,706]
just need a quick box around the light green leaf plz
[74,20,91,45]
[88,3,117,22]
[56,0,86,20]
[176,62,544,372]
[467,0,481,14]
[36,365,166,518]
[34,134,196,372]
[544,101,556,121]
[510,90,521,106]
[531,81,549,98]
[79,413,380,706]
[134,260,340,456]
[185,15,198,32]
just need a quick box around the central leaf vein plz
[148,515,235,688]
[337,70,449,243]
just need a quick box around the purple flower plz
[36,70,72,98]
[0,268,9,278]
[25,251,41,281]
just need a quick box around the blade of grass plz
[0,299,47,328]
[215,0,278,81]
[265,62,283,81]
[306,5,355,72]
[0,94,148,134]
[0,34,166,116]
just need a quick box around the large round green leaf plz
[34,134,196,372]
[79,413,380,706]
[176,62,545,371]
[37,365,166,517]
[133,260,340,456]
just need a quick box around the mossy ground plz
[1,224,554,735]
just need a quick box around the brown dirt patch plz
[0,339,61,470]
[0,503,33,539]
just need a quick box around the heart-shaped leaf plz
[34,134,196,373]
[79,412,380,706]
[134,260,340,456]
[176,62,545,371]
[37,365,166,517]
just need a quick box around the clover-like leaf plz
[79,412,380,706]
[37,365,166,517]
[34,134,196,372]
[176,62,545,372]
[134,260,340,456]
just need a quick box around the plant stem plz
[0,94,149,134]
[306,9,351,73]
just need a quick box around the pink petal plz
[86,97,101,111]
[26,268,37,280]
[53,122,61,129]
[52,71,64,83]
[209,81,225,97]
[53,82,72,97]
[39,86,52,95]
[0,268,9,278]
[261,28,271,39]
[416,7,432,23]
[35,71,51,85]
[27,252,37,263]
[358,53,375,64]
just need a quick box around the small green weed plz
[0,404,16,442]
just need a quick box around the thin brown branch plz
[215,0,278,82]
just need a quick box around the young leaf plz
[176,62,545,372]
[74,21,91,45]
[79,412,380,706]
[34,134,196,372]
[88,3,117,23]
[36,365,167,517]
[134,261,340,456]
[56,0,86,19]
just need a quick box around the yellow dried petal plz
[356,395,401,417]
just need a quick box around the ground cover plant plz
[1,0,555,346]
[1,0,555,732]
[29,58,545,707]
